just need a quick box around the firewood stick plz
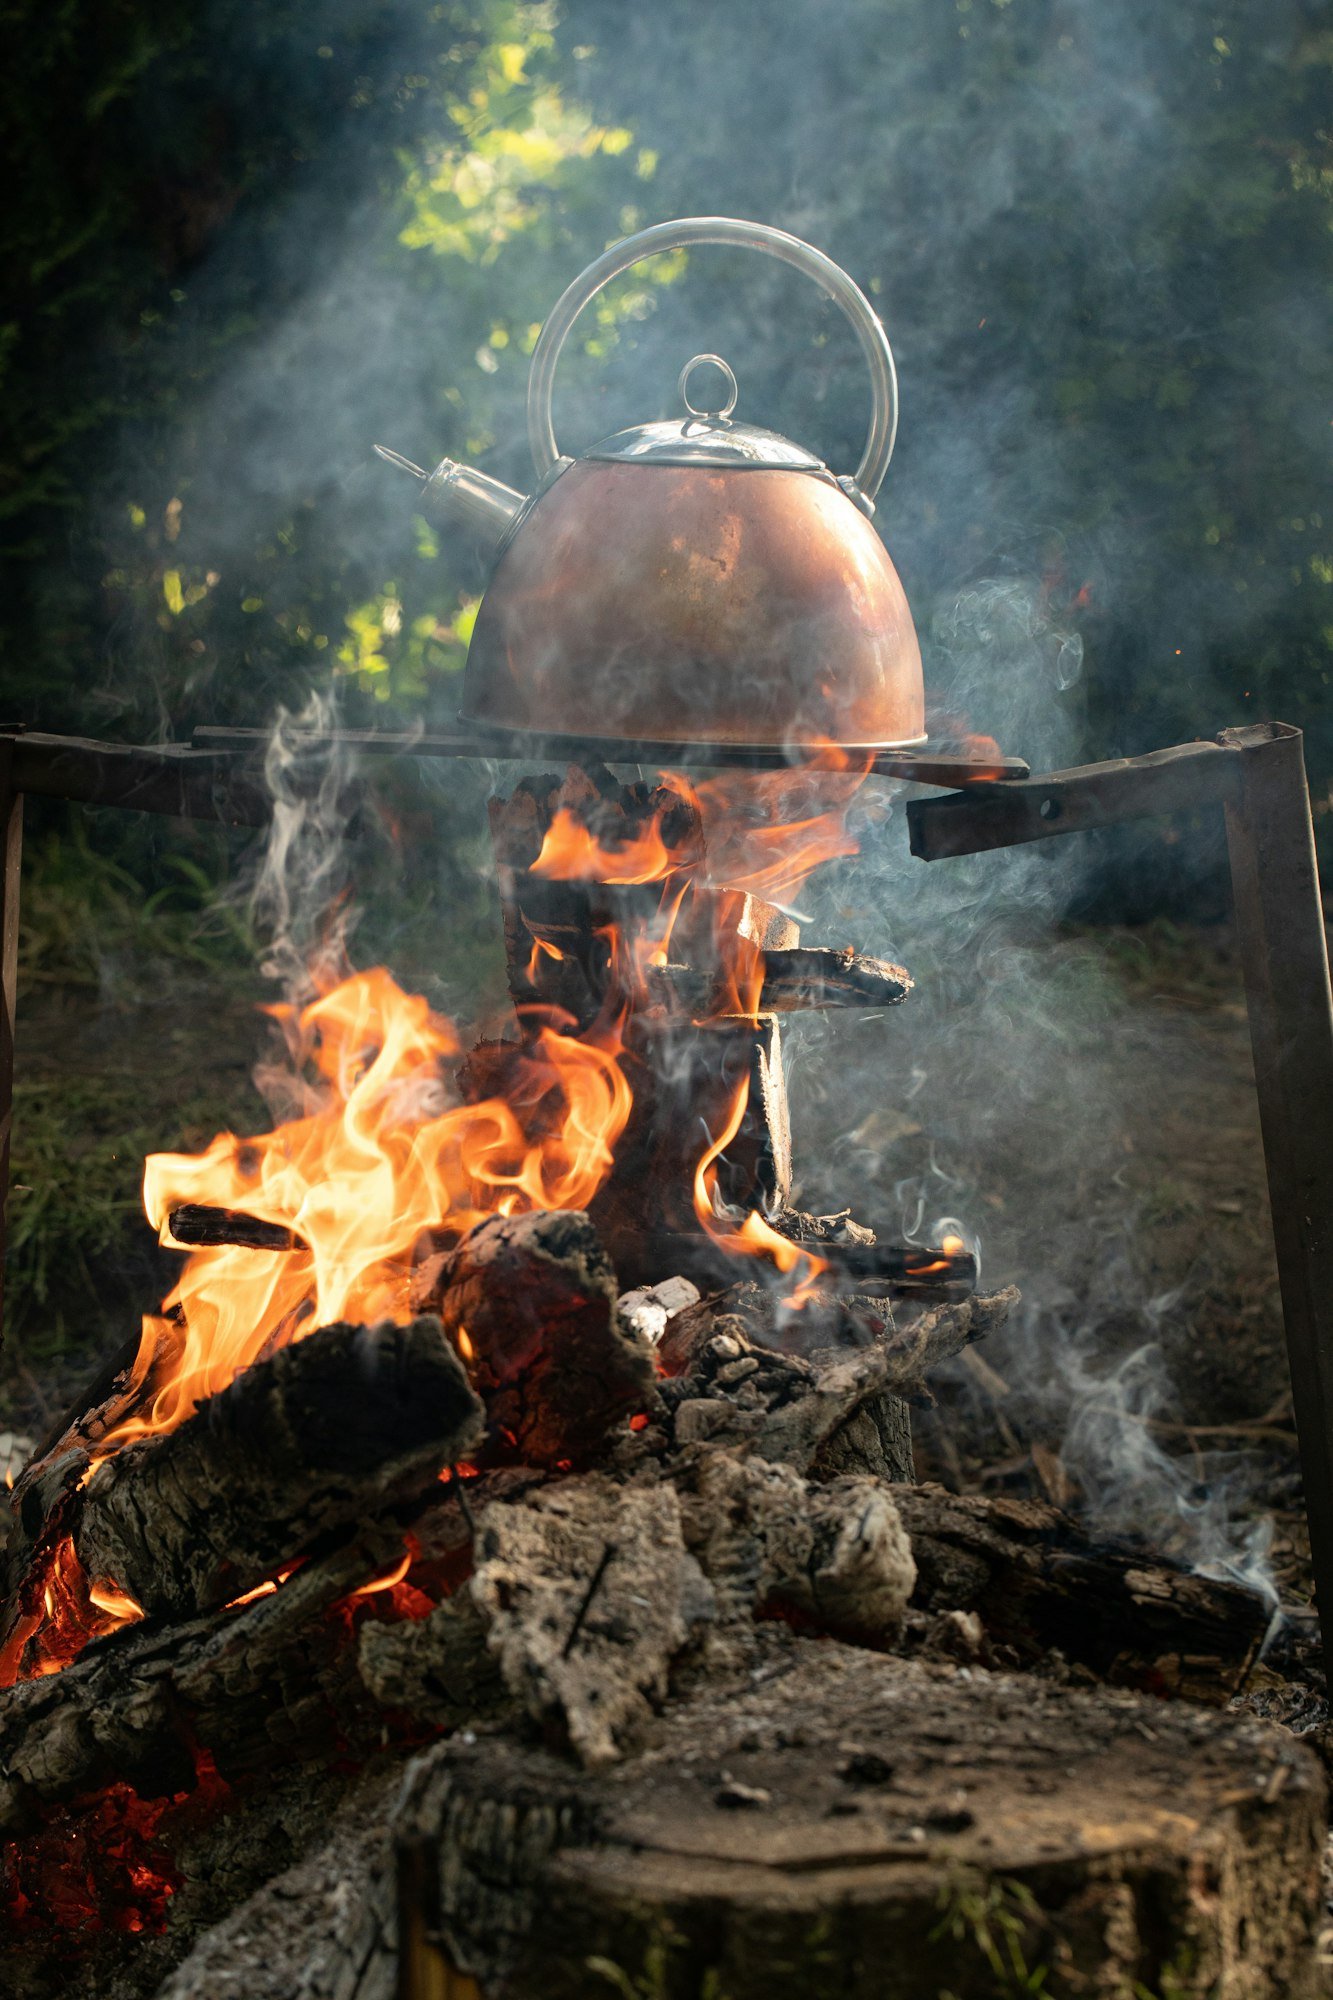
[167,1203,299,1251]
[896,1482,1270,1703]
[647,946,912,1014]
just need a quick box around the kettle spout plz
[374,445,526,554]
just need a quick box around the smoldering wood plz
[369,1461,912,1768]
[896,1482,1270,1702]
[488,762,800,1228]
[0,1474,523,1834]
[0,1322,187,1670]
[676,1450,917,1646]
[151,1764,404,2000]
[602,1224,978,1298]
[647,945,913,1014]
[654,1283,1016,1397]
[634,1288,1018,1477]
[416,1209,656,1471]
[73,1315,484,1621]
[586,1012,794,1247]
[464,1476,716,1768]
[393,1637,1325,2000]
[0,1535,390,1833]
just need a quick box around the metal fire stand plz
[1,718,1331,1640]
[908,722,1333,1641]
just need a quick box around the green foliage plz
[931,1873,1049,1998]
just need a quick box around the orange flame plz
[692,1075,828,1308]
[92,973,631,1458]
[86,1579,145,1624]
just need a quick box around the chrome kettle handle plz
[526,216,899,510]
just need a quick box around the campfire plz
[1,216,1330,2000]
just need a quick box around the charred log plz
[73,1316,484,1621]
[896,1482,1271,1702]
[167,1205,298,1251]
[416,1209,655,1471]
[647,945,913,1015]
[0,1477,521,1835]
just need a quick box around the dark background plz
[3,0,1328,792]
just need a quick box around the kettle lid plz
[582,352,829,475]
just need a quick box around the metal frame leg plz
[908,721,1333,1638]
[0,741,22,1350]
[1222,725,1333,1628]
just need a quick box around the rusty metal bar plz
[192,722,1030,787]
[0,742,22,1344]
[907,719,1333,1640]
[905,736,1245,860]
[4,729,269,826]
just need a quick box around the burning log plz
[414,1208,656,1471]
[647,945,913,1015]
[0,1473,527,1836]
[73,1316,484,1622]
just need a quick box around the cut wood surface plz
[396,1636,1326,2000]
[74,1316,483,1620]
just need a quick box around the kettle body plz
[381,217,925,751]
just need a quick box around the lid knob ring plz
[678,353,738,423]
[526,216,898,516]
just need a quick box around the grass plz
[18,813,255,995]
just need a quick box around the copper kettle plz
[378,217,924,751]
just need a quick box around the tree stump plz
[396,1638,1326,2000]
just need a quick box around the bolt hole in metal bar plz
[909,722,1333,1652]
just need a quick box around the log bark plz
[416,1209,655,1471]
[896,1481,1271,1702]
[74,1316,484,1621]
[394,1636,1326,2000]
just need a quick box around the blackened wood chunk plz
[167,1204,298,1251]
[895,1483,1270,1702]
[432,1210,655,1471]
[74,1317,484,1621]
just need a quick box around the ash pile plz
[0,1211,1322,2000]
